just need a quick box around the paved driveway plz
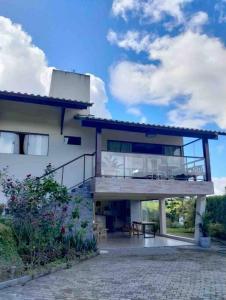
[0,246,226,300]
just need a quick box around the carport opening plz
[166,198,195,239]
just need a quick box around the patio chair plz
[132,222,143,236]
[122,224,133,236]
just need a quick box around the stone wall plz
[68,180,94,241]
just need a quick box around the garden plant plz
[0,166,96,281]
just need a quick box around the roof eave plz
[0,91,92,110]
[78,117,220,140]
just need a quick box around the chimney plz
[49,69,90,103]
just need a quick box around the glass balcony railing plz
[101,151,206,181]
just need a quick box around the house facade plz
[0,69,225,244]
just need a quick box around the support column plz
[95,127,102,177]
[130,201,142,224]
[202,138,211,182]
[195,195,206,243]
[159,199,167,235]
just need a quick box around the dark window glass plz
[164,146,181,156]
[107,141,132,152]
[64,136,81,145]
[132,143,164,155]
[107,140,181,156]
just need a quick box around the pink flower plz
[61,226,65,234]
[11,195,16,201]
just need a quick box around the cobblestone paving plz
[1,247,226,300]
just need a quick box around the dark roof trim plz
[0,90,92,110]
[78,117,226,140]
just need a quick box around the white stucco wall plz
[0,101,95,202]
[49,70,90,104]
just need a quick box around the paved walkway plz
[0,246,226,300]
[100,232,192,248]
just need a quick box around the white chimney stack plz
[49,69,90,103]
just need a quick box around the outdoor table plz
[132,221,157,238]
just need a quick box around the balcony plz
[101,151,206,182]
[93,151,213,200]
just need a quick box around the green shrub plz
[0,166,96,267]
[0,222,23,267]
[209,223,226,239]
[0,204,4,216]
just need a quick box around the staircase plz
[39,152,96,192]
[38,153,96,240]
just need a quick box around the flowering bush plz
[0,166,96,267]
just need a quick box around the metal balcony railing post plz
[83,155,86,183]
[124,154,126,178]
[61,166,64,186]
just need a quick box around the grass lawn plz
[167,227,194,238]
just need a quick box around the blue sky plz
[0,0,226,192]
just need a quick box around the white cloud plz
[215,0,226,23]
[110,31,226,129]
[213,177,226,195]
[112,0,139,20]
[88,74,112,119]
[126,106,148,123]
[142,0,192,24]
[112,0,193,24]
[127,107,142,116]
[187,11,208,32]
[0,16,52,95]
[0,17,111,119]
[107,30,153,53]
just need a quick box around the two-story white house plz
[0,69,225,244]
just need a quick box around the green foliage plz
[142,201,159,221]
[166,199,182,223]
[166,198,196,231]
[206,195,226,226]
[205,195,226,239]
[0,223,23,268]
[197,212,210,237]
[0,166,97,268]
[72,207,80,219]
[81,220,89,229]
[209,223,226,239]
[0,204,4,215]
[143,195,226,240]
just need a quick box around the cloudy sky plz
[0,0,226,193]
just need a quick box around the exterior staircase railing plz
[38,152,96,191]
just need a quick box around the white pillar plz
[130,200,142,224]
[159,199,167,235]
[194,196,206,243]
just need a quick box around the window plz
[24,134,48,155]
[107,141,132,152]
[0,132,19,154]
[132,143,163,154]
[107,140,182,156]
[0,131,48,156]
[164,145,181,156]
[64,136,81,145]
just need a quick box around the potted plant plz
[197,212,211,248]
